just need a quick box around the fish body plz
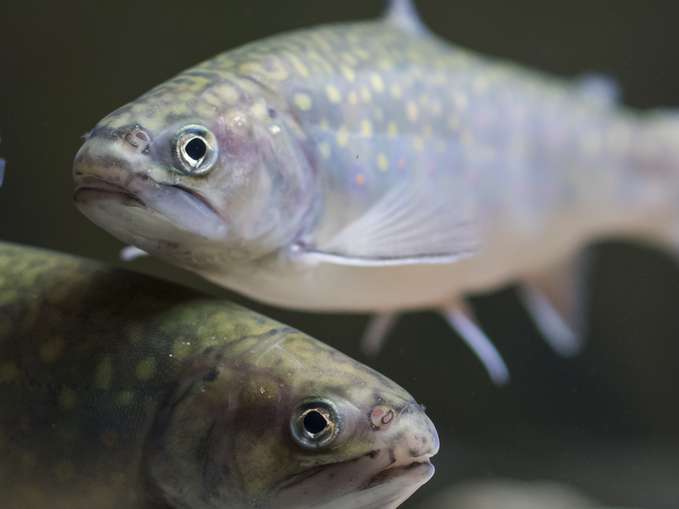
[0,242,438,509]
[72,2,679,353]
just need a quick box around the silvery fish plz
[0,242,438,509]
[72,0,679,383]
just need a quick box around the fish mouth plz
[275,449,435,508]
[73,174,220,217]
[73,175,146,208]
[362,457,435,489]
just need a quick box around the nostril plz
[370,405,395,429]
[118,125,152,154]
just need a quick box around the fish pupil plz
[303,410,327,435]
[185,137,207,162]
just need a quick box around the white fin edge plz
[120,245,148,262]
[520,285,582,357]
[293,244,473,267]
[440,303,510,385]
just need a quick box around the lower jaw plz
[365,461,435,489]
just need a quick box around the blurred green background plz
[2,1,679,507]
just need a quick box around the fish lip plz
[362,458,434,489]
[73,174,222,219]
[73,175,146,207]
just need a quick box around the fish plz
[0,241,438,509]
[72,0,679,383]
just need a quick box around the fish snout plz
[395,403,440,461]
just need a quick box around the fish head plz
[144,327,439,508]
[73,78,316,271]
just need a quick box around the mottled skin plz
[73,5,679,314]
[0,243,438,509]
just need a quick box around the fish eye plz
[173,124,218,176]
[290,399,340,450]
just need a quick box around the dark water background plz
[2,1,679,507]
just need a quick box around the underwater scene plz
[2,1,679,507]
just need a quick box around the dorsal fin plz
[384,0,428,35]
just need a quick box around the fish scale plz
[73,1,679,383]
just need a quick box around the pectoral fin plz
[295,179,478,267]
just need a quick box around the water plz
[1,1,678,507]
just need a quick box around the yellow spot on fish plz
[250,100,269,120]
[355,48,370,60]
[214,84,239,104]
[473,75,490,94]
[0,362,20,383]
[319,142,331,160]
[135,357,157,381]
[348,91,359,105]
[387,122,399,138]
[389,84,402,99]
[377,153,389,171]
[413,136,425,152]
[239,61,288,81]
[115,390,135,407]
[59,387,77,410]
[378,58,394,70]
[452,91,468,110]
[360,120,373,138]
[406,102,419,122]
[319,118,330,131]
[288,53,310,78]
[360,87,372,102]
[172,339,192,361]
[39,336,65,363]
[341,66,356,82]
[447,116,461,132]
[294,93,312,111]
[94,357,113,390]
[337,126,349,146]
[325,85,342,103]
[355,174,366,186]
[370,73,385,93]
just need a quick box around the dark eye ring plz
[290,399,340,450]
[173,124,218,176]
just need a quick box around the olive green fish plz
[0,242,438,509]
[72,1,679,382]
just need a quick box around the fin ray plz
[297,177,478,267]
